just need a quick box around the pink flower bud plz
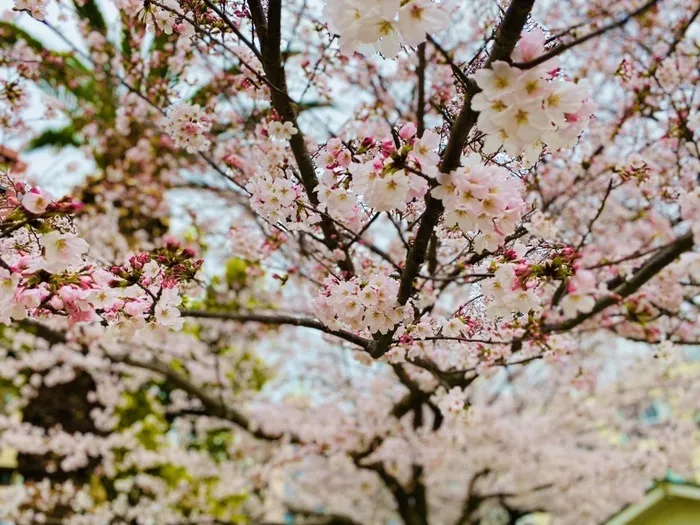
[49,296,64,310]
[361,137,374,148]
[381,139,396,155]
[398,122,416,141]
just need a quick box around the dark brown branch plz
[660,5,700,60]
[576,178,614,250]
[456,469,491,525]
[416,42,427,137]
[543,231,694,333]
[512,0,663,69]
[426,34,470,88]
[201,0,262,60]
[551,179,614,306]
[119,355,292,442]
[246,0,268,45]
[182,309,373,349]
[16,320,293,442]
[608,333,700,346]
[371,0,536,358]
[245,0,354,275]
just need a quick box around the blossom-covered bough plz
[0,0,699,523]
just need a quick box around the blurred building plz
[606,482,700,524]
[0,146,27,174]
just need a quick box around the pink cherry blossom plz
[0,1,698,524]
[21,189,51,214]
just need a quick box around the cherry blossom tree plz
[0,0,698,523]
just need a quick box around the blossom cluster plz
[315,144,358,221]
[104,245,202,331]
[162,103,212,153]
[477,249,601,321]
[471,29,594,164]
[0,239,199,330]
[148,0,179,34]
[246,173,302,224]
[267,120,298,140]
[433,386,468,419]
[313,275,411,334]
[432,154,526,253]
[481,263,540,320]
[348,127,432,211]
[350,164,428,213]
[2,0,699,522]
[560,269,597,319]
[12,0,48,20]
[138,0,195,36]
[323,0,449,56]
[3,180,81,219]
[318,124,438,219]
[2,184,201,330]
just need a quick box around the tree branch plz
[182,309,373,349]
[244,0,355,275]
[119,355,292,441]
[416,42,427,138]
[543,231,694,333]
[512,0,662,69]
[16,320,297,442]
[371,0,536,358]
[201,0,262,60]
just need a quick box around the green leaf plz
[145,32,177,87]
[296,100,333,113]
[27,126,81,151]
[188,65,243,106]
[0,22,47,52]
[73,0,107,34]
[281,49,302,62]
[225,257,250,286]
[0,23,98,104]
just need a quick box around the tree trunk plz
[399,504,429,525]
[398,469,429,525]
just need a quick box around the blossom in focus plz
[432,154,526,253]
[471,30,593,165]
[268,121,299,140]
[38,231,90,273]
[314,275,409,335]
[411,129,441,170]
[398,0,449,47]
[246,173,300,223]
[0,269,22,325]
[561,270,597,319]
[148,0,179,34]
[323,0,448,56]
[21,189,51,214]
[481,264,541,320]
[561,293,596,318]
